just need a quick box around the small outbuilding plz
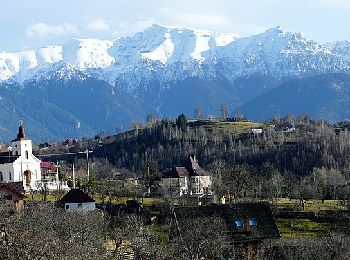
[0,182,26,211]
[57,189,95,211]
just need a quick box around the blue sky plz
[1,0,350,51]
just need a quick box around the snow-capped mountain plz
[2,24,349,88]
[1,24,350,141]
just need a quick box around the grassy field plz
[25,193,60,202]
[274,198,349,212]
[189,120,263,136]
[276,218,332,238]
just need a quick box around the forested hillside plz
[37,115,350,201]
[42,115,350,177]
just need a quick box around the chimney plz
[244,216,251,233]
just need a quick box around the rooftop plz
[171,203,280,242]
[58,189,95,204]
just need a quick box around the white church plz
[0,124,42,192]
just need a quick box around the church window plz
[25,151,29,159]
[15,151,18,156]
[0,172,2,181]
[8,171,11,180]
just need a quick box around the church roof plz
[58,189,95,204]
[0,152,19,164]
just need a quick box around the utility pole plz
[86,149,90,180]
[72,162,76,189]
[56,160,60,191]
[147,166,151,197]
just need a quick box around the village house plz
[0,124,41,192]
[161,154,212,197]
[0,182,26,211]
[57,189,95,211]
[40,161,70,191]
[169,203,280,260]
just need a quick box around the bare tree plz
[194,108,205,120]
[0,202,107,260]
[220,104,229,119]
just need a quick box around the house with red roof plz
[40,161,70,191]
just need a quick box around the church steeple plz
[17,125,26,140]
[12,121,27,142]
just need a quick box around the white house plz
[0,125,41,192]
[251,128,263,134]
[57,189,95,211]
[162,154,212,197]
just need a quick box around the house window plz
[78,203,82,208]
[0,172,2,181]
[249,218,257,226]
[25,151,29,159]
[65,204,70,209]
[234,220,244,228]
[8,171,11,181]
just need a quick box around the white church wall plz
[0,163,16,182]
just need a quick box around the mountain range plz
[1,24,350,142]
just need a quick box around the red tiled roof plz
[40,162,56,170]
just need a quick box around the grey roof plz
[171,203,280,242]
[0,152,19,164]
[58,189,95,204]
[162,154,209,178]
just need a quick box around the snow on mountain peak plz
[139,24,237,63]
[0,24,350,85]
[142,32,174,64]
[62,38,114,69]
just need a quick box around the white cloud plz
[26,22,78,38]
[86,18,110,31]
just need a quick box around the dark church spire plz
[12,120,27,141]
[17,125,26,139]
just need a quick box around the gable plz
[59,189,95,203]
